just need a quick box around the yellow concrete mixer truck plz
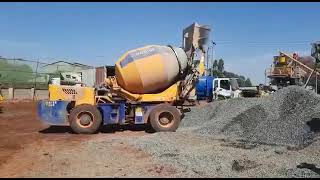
[38,22,211,134]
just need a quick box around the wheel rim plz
[158,111,174,127]
[76,111,94,128]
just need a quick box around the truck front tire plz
[69,104,102,134]
[149,104,181,132]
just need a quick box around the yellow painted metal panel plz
[48,85,95,105]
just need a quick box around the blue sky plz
[0,2,320,85]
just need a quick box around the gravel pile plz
[179,98,263,137]
[129,132,242,178]
[128,132,320,178]
[127,86,320,177]
[179,86,320,147]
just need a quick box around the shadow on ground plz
[39,124,155,134]
[307,118,320,133]
[39,126,74,134]
[297,163,320,175]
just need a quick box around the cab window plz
[220,80,230,90]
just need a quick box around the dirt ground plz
[0,101,319,178]
[0,101,179,178]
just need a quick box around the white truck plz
[213,78,241,100]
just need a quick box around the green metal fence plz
[0,57,94,90]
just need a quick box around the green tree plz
[239,75,246,81]
[221,70,253,87]
[0,59,34,84]
[245,78,252,86]
[210,58,254,87]
[212,59,218,71]
[212,70,224,78]
[217,58,224,72]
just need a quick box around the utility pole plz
[206,46,210,76]
[210,41,216,76]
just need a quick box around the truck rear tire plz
[149,104,181,132]
[69,104,102,134]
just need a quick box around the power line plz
[214,41,314,45]
[215,40,313,43]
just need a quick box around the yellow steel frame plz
[48,81,179,106]
[116,82,180,102]
[105,76,181,103]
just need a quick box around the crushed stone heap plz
[179,86,320,147]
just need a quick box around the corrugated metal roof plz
[42,61,94,68]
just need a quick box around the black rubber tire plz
[69,104,102,134]
[149,104,181,132]
[207,94,213,102]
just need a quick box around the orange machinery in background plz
[266,52,309,88]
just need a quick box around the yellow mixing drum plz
[115,45,188,94]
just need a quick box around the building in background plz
[42,61,96,87]
[0,57,118,100]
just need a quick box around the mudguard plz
[38,100,69,125]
